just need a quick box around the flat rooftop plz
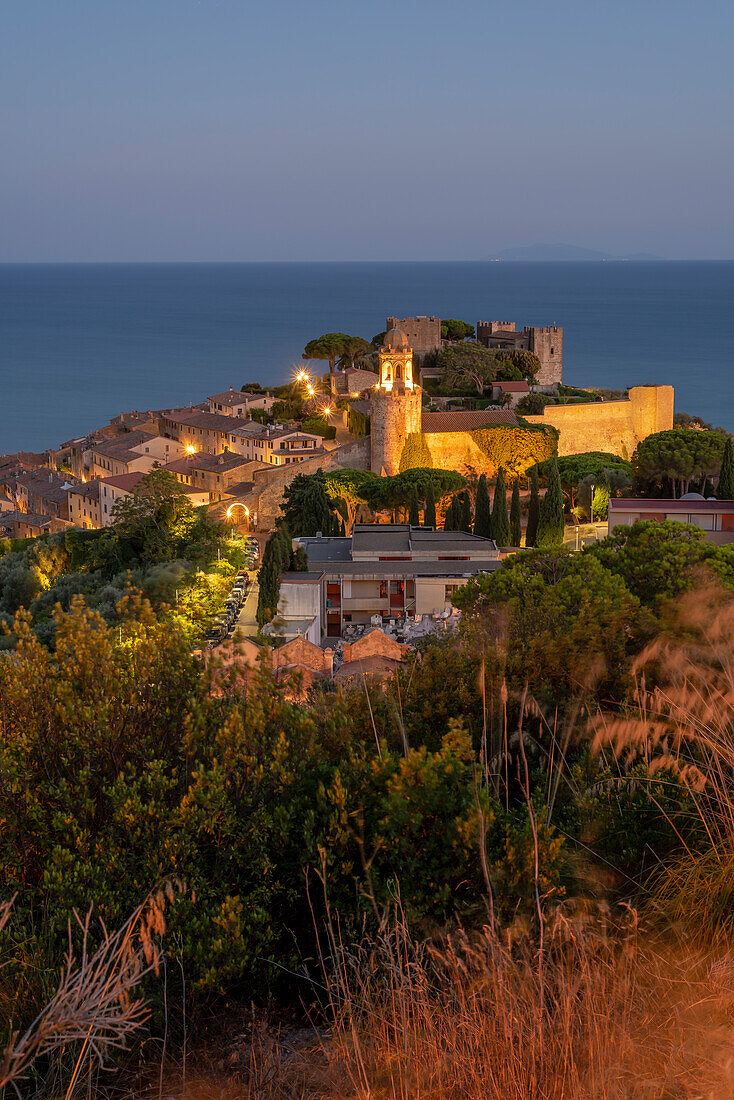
[610,498,734,512]
[299,524,498,561]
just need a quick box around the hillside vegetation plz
[2,518,734,1096]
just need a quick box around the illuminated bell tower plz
[378,328,415,390]
[370,328,422,475]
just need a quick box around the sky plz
[1,0,733,261]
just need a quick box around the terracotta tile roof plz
[208,390,258,405]
[0,511,52,530]
[334,655,404,681]
[164,410,266,435]
[163,452,255,475]
[91,431,155,458]
[221,479,256,496]
[68,480,101,502]
[100,473,147,492]
[494,381,530,392]
[421,409,518,433]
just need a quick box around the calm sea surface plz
[1,262,732,454]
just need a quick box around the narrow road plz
[235,575,259,637]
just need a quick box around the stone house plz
[162,451,260,503]
[207,389,276,417]
[160,409,323,467]
[89,431,184,479]
[98,472,208,526]
[67,480,103,529]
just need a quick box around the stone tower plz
[369,328,422,476]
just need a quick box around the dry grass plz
[309,911,733,1100]
[1,882,184,1095]
[148,913,734,1100]
[594,586,734,935]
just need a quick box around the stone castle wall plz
[370,385,422,475]
[524,385,674,458]
[385,316,441,358]
[211,436,371,529]
[421,431,493,472]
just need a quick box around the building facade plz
[608,497,734,545]
[160,410,322,466]
[293,523,499,638]
[207,389,276,417]
[67,481,103,529]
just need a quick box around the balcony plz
[341,597,389,613]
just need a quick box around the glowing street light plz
[185,444,197,455]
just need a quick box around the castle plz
[368,326,673,477]
[476,321,562,387]
[386,315,563,386]
[246,326,674,525]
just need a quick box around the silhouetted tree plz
[510,479,522,546]
[526,466,540,548]
[491,468,510,546]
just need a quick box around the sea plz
[1,261,732,455]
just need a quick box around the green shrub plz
[399,432,433,471]
[302,417,337,440]
[471,423,558,477]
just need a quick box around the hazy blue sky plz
[1,0,732,260]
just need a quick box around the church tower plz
[370,328,422,476]
[378,328,415,390]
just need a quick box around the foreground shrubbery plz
[3,520,734,1094]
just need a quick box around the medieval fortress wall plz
[524,385,674,458]
[221,322,674,527]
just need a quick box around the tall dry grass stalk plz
[320,911,734,1099]
[594,586,734,934]
[1,881,183,1095]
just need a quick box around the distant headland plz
[488,244,664,262]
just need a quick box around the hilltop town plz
[2,311,733,679]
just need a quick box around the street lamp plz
[589,482,594,526]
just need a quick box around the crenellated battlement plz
[477,320,562,385]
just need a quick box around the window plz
[688,512,716,531]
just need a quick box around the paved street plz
[235,574,259,636]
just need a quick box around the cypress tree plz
[460,490,472,532]
[491,467,510,546]
[256,528,289,627]
[424,481,437,528]
[510,478,522,546]
[473,473,493,539]
[409,485,421,527]
[718,438,734,499]
[526,466,540,547]
[536,458,565,548]
[444,495,458,531]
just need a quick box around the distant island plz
[489,243,663,262]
